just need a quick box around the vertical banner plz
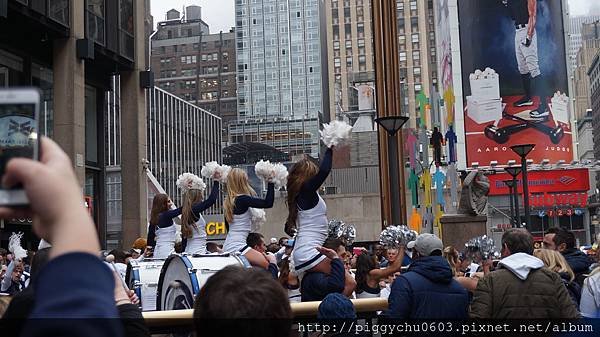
[458,0,572,166]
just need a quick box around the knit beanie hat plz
[317,293,356,320]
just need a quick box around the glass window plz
[85,86,98,164]
[48,0,70,26]
[87,0,105,45]
[119,0,134,59]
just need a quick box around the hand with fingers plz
[0,137,100,259]
[316,246,339,260]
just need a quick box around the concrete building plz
[590,51,600,189]
[151,7,237,127]
[0,0,150,249]
[397,0,438,128]
[573,21,600,121]
[231,0,329,157]
[569,15,600,71]
[324,0,375,120]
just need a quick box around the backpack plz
[562,277,582,306]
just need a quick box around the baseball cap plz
[412,233,443,256]
[406,241,416,250]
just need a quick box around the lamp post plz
[375,116,410,225]
[505,166,522,228]
[511,144,535,229]
[503,179,516,228]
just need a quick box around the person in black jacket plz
[386,234,469,319]
[300,246,345,302]
[552,228,592,286]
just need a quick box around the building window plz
[48,0,70,26]
[119,0,134,59]
[411,33,419,43]
[86,0,105,45]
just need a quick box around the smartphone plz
[0,88,40,205]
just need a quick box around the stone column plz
[53,0,86,185]
[121,0,149,247]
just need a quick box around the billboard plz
[458,0,572,166]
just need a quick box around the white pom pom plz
[220,165,231,183]
[9,232,28,260]
[201,162,220,179]
[249,208,266,232]
[320,120,353,148]
[255,160,275,182]
[201,162,230,183]
[469,74,476,81]
[176,172,206,193]
[474,69,482,77]
[272,163,289,188]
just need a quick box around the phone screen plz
[0,103,37,182]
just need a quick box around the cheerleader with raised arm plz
[147,194,179,259]
[222,168,275,268]
[179,170,224,255]
[286,121,352,276]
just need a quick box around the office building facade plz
[232,0,329,157]
[573,21,600,121]
[0,0,150,249]
[569,15,600,71]
[590,52,600,189]
[324,0,375,120]
[397,0,438,128]
[151,7,238,126]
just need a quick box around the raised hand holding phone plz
[0,88,41,206]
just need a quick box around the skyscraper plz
[151,7,238,127]
[397,0,438,128]
[569,15,600,71]
[231,0,329,158]
[324,0,375,120]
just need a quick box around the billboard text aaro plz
[458,0,572,166]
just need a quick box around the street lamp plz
[503,179,516,228]
[505,166,522,228]
[511,144,535,230]
[375,116,410,225]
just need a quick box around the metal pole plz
[388,133,401,225]
[521,157,530,229]
[513,176,520,227]
[507,184,515,228]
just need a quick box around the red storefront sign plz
[488,169,590,208]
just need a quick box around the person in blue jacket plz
[386,233,469,319]
[0,138,124,337]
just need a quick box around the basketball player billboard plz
[458,0,572,166]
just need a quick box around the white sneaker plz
[530,109,549,118]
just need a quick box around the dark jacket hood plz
[407,256,453,283]
[563,249,592,274]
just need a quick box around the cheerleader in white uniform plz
[285,147,333,275]
[181,179,220,255]
[223,168,274,268]
[147,194,178,259]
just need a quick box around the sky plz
[151,0,235,33]
[151,0,599,33]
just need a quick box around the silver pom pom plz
[379,225,413,249]
[327,219,357,245]
[328,219,345,239]
[465,235,497,262]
